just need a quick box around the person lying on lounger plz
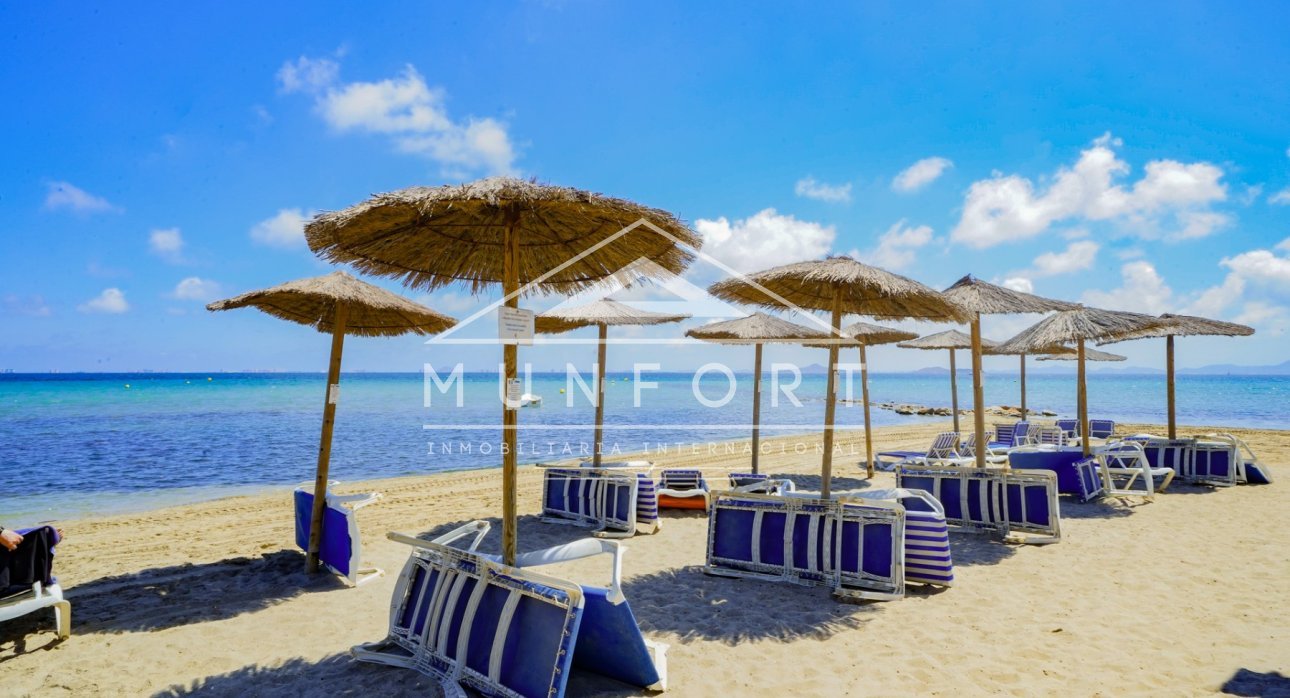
[0,524,63,592]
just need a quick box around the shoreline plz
[11,417,1284,528]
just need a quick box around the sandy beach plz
[3,420,1287,697]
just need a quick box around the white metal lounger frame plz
[1189,434,1241,487]
[895,465,1062,544]
[704,491,906,602]
[294,482,385,587]
[1093,441,1176,499]
[1220,433,1275,484]
[356,522,668,696]
[0,579,71,640]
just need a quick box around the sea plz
[1,371,1285,525]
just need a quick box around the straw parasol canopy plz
[897,330,1000,433]
[306,177,700,295]
[708,257,972,322]
[303,176,700,565]
[708,256,968,496]
[207,271,456,573]
[805,321,919,475]
[688,313,826,473]
[1098,313,1254,438]
[686,311,826,345]
[206,271,456,336]
[995,307,1163,454]
[1037,347,1127,362]
[538,299,689,467]
[939,275,1077,466]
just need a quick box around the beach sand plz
[3,421,1288,696]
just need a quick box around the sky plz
[2,1,1288,373]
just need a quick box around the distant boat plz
[519,393,543,408]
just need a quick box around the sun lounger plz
[1087,419,1116,439]
[1011,421,1033,446]
[1092,441,1175,499]
[959,430,1008,464]
[895,465,1061,544]
[0,526,70,640]
[656,469,710,510]
[992,422,1017,448]
[1190,436,1241,487]
[541,467,661,538]
[1124,435,1195,480]
[704,492,906,601]
[293,485,383,587]
[1055,419,1079,439]
[1225,434,1275,484]
[1031,425,1067,447]
[354,522,667,697]
[728,473,796,495]
[843,489,954,587]
[875,432,970,470]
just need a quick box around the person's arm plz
[0,526,23,552]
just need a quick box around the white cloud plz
[277,56,340,94]
[695,208,834,273]
[1269,187,1290,205]
[1117,247,1145,260]
[1234,301,1287,328]
[149,228,185,263]
[279,57,516,175]
[1184,274,1246,318]
[857,220,934,270]
[78,288,129,314]
[171,277,222,301]
[1081,261,1173,314]
[794,177,852,203]
[1,294,51,317]
[1001,277,1034,294]
[413,291,478,314]
[1222,249,1290,291]
[250,208,310,249]
[43,181,120,214]
[951,134,1228,248]
[1031,240,1099,277]
[892,157,952,193]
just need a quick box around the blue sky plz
[2,1,1288,373]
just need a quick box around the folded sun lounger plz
[294,484,383,587]
[540,467,661,537]
[354,522,667,697]
[1090,441,1175,499]
[875,432,970,470]
[656,469,710,510]
[842,488,954,588]
[0,526,70,640]
[895,465,1061,544]
[728,472,796,495]
[705,491,907,601]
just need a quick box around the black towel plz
[0,525,57,592]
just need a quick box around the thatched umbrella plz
[537,299,688,467]
[941,275,1076,467]
[207,271,456,573]
[708,256,969,498]
[687,312,827,474]
[1099,313,1253,438]
[897,330,998,434]
[306,177,700,564]
[1036,347,1127,362]
[994,308,1163,455]
[805,321,916,477]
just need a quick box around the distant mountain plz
[1178,359,1290,376]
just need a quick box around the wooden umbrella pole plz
[593,323,608,468]
[860,344,874,478]
[1077,339,1089,457]
[820,291,843,499]
[1166,335,1176,440]
[1019,353,1027,421]
[751,342,763,474]
[501,208,520,566]
[970,315,986,468]
[948,348,960,433]
[306,303,349,573]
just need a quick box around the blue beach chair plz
[0,526,70,640]
[354,522,666,697]
[895,465,1061,544]
[293,485,383,587]
[657,469,710,510]
[1092,441,1176,498]
[844,489,954,588]
[540,466,660,538]
[875,432,967,470]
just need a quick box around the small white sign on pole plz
[504,378,523,409]
[327,384,340,405]
[498,307,535,345]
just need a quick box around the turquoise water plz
[1,371,1285,524]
